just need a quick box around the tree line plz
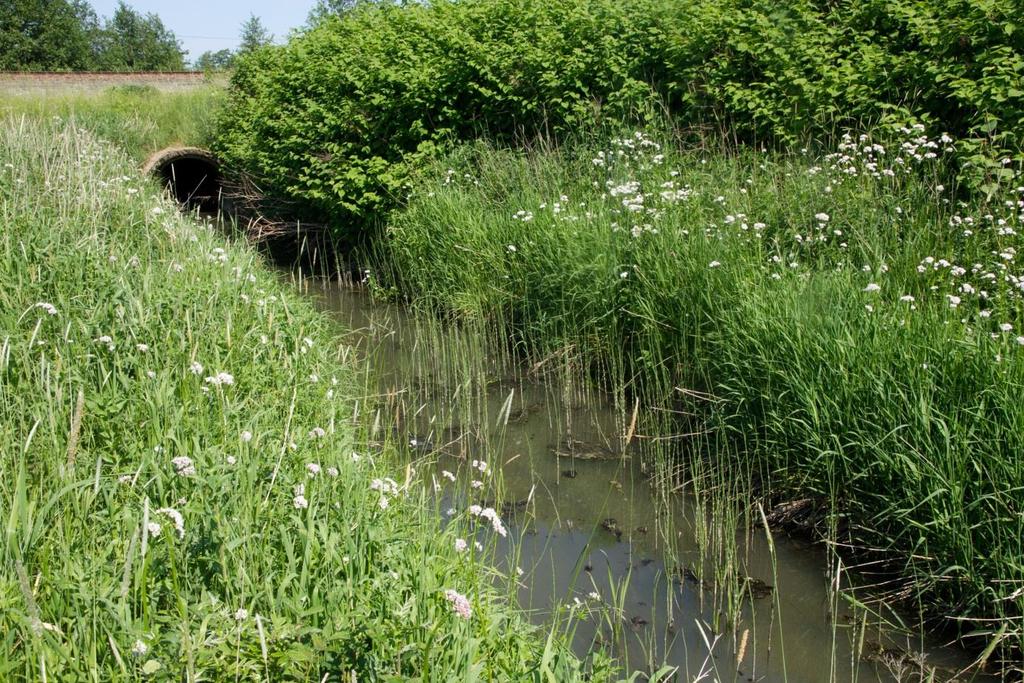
[0,0,274,72]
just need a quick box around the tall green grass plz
[0,86,221,162]
[0,116,606,680]
[379,126,1024,671]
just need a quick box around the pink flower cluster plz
[444,589,472,620]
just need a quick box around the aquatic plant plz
[381,122,1024,671]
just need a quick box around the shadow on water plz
[288,272,989,683]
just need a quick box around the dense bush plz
[215,0,1023,235]
[214,0,658,235]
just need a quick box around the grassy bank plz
[0,117,604,680]
[380,127,1024,671]
[0,86,221,162]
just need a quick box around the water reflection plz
[302,277,984,683]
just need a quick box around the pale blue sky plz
[89,1,319,64]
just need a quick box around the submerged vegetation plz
[0,117,604,680]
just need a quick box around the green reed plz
[378,125,1024,672]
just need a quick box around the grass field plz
[0,115,606,680]
[0,86,220,163]
[380,126,1024,670]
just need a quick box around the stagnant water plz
[300,277,987,683]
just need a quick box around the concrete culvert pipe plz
[143,147,222,213]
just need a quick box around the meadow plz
[0,86,220,163]
[0,112,606,680]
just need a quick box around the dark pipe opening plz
[158,156,221,213]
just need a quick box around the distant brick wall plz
[0,71,213,94]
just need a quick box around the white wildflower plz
[157,508,185,538]
[444,589,472,620]
[204,372,234,386]
[470,506,507,537]
[293,484,309,509]
[370,478,400,496]
[171,456,195,477]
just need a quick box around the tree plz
[195,48,234,72]
[0,0,100,70]
[237,14,271,55]
[96,2,185,71]
[307,0,361,26]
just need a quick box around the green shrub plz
[215,0,1023,236]
[214,0,661,237]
